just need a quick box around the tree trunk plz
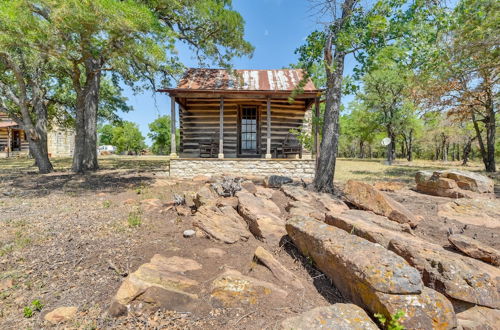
[462,137,473,166]
[484,99,496,172]
[314,49,346,192]
[72,58,101,173]
[359,140,364,158]
[407,129,413,161]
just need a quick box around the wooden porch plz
[159,69,322,161]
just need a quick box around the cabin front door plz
[238,106,260,156]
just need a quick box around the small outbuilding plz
[160,69,321,177]
[159,68,322,179]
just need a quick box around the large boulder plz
[254,246,303,289]
[286,216,456,329]
[109,255,204,316]
[280,304,378,330]
[415,171,470,198]
[326,210,500,310]
[210,268,287,307]
[448,234,500,267]
[439,170,494,193]
[236,191,285,245]
[343,180,420,228]
[282,185,349,219]
[389,238,500,309]
[415,170,494,198]
[193,204,250,244]
[456,306,500,330]
[264,175,293,188]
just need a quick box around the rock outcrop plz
[448,235,499,267]
[343,180,420,228]
[254,246,303,289]
[193,204,250,244]
[286,216,456,329]
[280,304,378,330]
[109,255,205,316]
[415,170,494,198]
[389,238,500,309]
[326,209,500,310]
[237,191,285,245]
[211,269,287,307]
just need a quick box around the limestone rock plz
[183,191,196,208]
[448,234,500,266]
[286,216,456,329]
[456,306,500,330]
[280,304,378,330]
[110,254,202,316]
[183,229,195,238]
[254,246,303,289]
[416,171,472,198]
[264,175,293,188]
[237,191,285,245]
[343,180,420,228]
[281,185,315,203]
[388,238,500,309]
[192,175,210,182]
[44,306,78,324]
[194,184,217,208]
[211,269,287,307]
[193,204,250,244]
[439,170,494,193]
[315,193,349,214]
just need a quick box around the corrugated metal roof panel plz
[176,68,318,92]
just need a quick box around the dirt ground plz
[0,157,498,329]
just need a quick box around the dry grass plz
[334,158,499,185]
[0,155,497,184]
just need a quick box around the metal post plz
[265,97,272,158]
[314,97,320,160]
[170,96,177,158]
[218,97,224,159]
[7,127,11,158]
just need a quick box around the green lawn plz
[0,155,497,184]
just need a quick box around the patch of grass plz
[102,200,111,208]
[127,211,142,228]
[23,299,44,318]
[375,310,405,330]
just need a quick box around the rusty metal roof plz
[172,68,319,92]
[0,121,18,128]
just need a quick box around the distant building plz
[0,112,75,158]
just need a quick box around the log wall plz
[178,97,312,158]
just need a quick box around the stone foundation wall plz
[170,158,316,179]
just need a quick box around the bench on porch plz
[273,132,302,159]
[199,132,219,158]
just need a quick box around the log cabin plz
[159,68,322,179]
[0,112,75,158]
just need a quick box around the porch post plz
[7,127,11,158]
[314,97,320,159]
[265,97,272,158]
[170,96,177,158]
[218,97,224,158]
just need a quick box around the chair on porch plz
[199,132,219,158]
[274,132,302,158]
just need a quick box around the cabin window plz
[239,106,259,155]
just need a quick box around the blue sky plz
[119,0,356,145]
